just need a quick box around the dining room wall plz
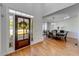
[55,16,79,39]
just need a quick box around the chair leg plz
[65,37,67,42]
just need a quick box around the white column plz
[0,4,9,55]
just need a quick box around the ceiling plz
[43,3,76,16]
[3,3,76,16]
[43,4,79,23]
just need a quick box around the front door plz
[15,15,30,50]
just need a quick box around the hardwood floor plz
[7,38,79,56]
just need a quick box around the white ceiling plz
[4,3,76,16]
[43,3,76,16]
[43,4,79,23]
[3,3,34,15]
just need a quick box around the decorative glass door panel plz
[15,15,30,50]
[17,18,24,40]
[23,19,29,39]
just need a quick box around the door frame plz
[15,15,31,50]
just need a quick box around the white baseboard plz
[31,38,44,45]
[3,37,44,55]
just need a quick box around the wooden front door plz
[15,15,30,50]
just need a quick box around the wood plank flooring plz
[7,38,79,56]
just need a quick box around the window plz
[9,15,14,48]
[42,23,47,31]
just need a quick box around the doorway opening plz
[9,9,33,50]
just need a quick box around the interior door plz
[15,15,30,50]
